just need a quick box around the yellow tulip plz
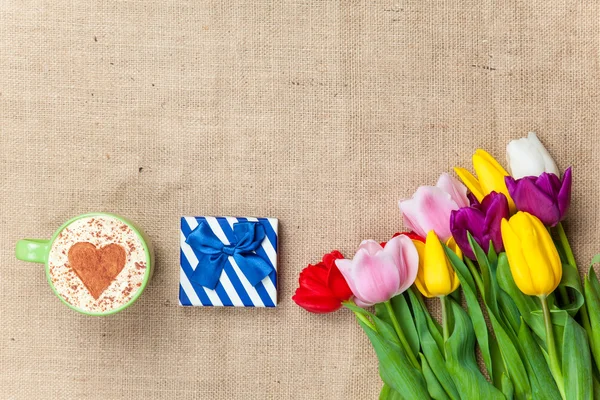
[413,231,461,298]
[454,149,516,213]
[501,212,562,296]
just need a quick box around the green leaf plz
[589,263,600,296]
[491,334,509,391]
[444,299,505,399]
[496,253,546,340]
[410,289,444,349]
[590,254,600,273]
[449,286,462,303]
[444,246,494,380]
[379,384,405,400]
[468,232,499,317]
[465,257,485,295]
[593,376,600,400]
[343,301,373,317]
[488,240,498,268]
[357,318,431,399]
[518,318,562,400]
[420,353,451,400]
[376,294,420,357]
[497,290,522,335]
[556,262,585,318]
[585,266,600,382]
[465,250,531,398]
[562,315,593,399]
[500,373,514,400]
[408,290,460,400]
[486,305,532,399]
[372,313,402,346]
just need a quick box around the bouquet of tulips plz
[293,133,600,400]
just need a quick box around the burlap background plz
[1,0,599,399]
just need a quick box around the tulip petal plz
[384,235,419,294]
[473,149,516,212]
[526,132,560,177]
[352,249,401,305]
[520,213,558,294]
[506,137,548,179]
[506,133,560,179]
[292,287,343,313]
[454,167,485,202]
[383,236,408,284]
[322,250,344,268]
[501,217,536,296]
[507,175,560,226]
[446,236,463,259]
[412,240,433,297]
[501,212,563,296]
[423,231,453,297]
[335,259,362,299]
[437,173,470,208]
[557,167,572,219]
[475,149,511,177]
[400,202,427,239]
[527,213,562,293]
[449,207,485,259]
[450,272,460,293]
[327,262,353,300]
[337,250,401,306]
[467,193,480,206]
[353,297,376,307]
[358,239,384,256]
[445,236,462,292]
[298,264,331,293]
[535,172,562,199]
[481,192,509,252]
[399,186,457,242]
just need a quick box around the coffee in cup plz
[16,213,153,315]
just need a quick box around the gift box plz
[179,216,278,307]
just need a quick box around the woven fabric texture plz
[1,1,599,398]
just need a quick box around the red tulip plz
[381,232,425,247]
[292,251,353,313]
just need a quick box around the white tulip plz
[506,132,560,178]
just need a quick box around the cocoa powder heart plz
[67,242,127,299]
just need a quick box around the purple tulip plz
[505,168,572,227]
[450,192,510,259]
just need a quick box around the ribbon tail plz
[190,253,227,290]
[234,253,274,286]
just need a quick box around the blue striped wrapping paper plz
[179,216,278,307]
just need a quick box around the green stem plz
[465,257,485,296]
[556,222,576,268]
[354,310,376,331]
[540,295,566,400]
[557,287,570,307]
[441,295,450,345]
[556,222,592,331]
[440,296,451,361]
[553,224,571,305]
[342,301,376,331]
[384,300,421,370]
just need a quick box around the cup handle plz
[15,239,51,263]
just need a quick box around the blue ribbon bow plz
[186,221,274,290]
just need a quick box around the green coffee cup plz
[16,213,153,316]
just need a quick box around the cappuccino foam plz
[48,216,148,313]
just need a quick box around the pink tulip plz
[399,173,469,242]
[335,235,419,307]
